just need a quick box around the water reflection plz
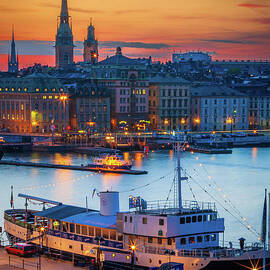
[133,152,144,168]
[101,173,122,191]
[252,148,258,160]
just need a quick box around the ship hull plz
[5,219,270,270]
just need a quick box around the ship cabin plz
[117,199,225,254]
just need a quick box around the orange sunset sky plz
[0,0,270,70]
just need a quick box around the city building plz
[55,0,74,69]
[191,85,249,131]
[0,74,69,133]
[172,51,211,64]
[149,75,191,131]
[83,20,98,64]
[68,81,110,132]
[91,47,149,131]
[247,90,270,130]
[8,27,19,73]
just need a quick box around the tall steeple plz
[83,19,99,64]
[8,25,19,73]
[55,0,74,69]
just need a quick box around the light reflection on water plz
[0,148,270,245]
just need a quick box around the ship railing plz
[136,200,216,214]
[144,246,252,258]
[4,209,38,230]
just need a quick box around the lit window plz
[55,96,59,99]
[49,96,52,99]
[36,88,39,92]
[112,253,115,258]
[142,217,147,224]
[143,89,146,95]
[126,255,130,260]
[43,96,47,99]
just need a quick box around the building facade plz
[55,0,74,69]
[91,47,149,131]
[69,81,110,132]
[248,91,270,130]
[191,85,249,131]
[149,76,191,131]
[0,74,69,133]
[83,21,98,64]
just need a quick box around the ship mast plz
[176,142,188,212]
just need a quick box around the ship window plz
[69,245,72,249]
[81,244,84,251]
[197,236,203,243]
[203,215,207,222]
[192,216,197,223]
[118,234,123,241]
[110,231,116,240]
[62,222,68,232]
[180,217,185,224]
[81,226,87,236]
[148,237,153,243]
[204,235,210,242]
[103,229,109,239]
[159,219,164,226]
[158,238,162,244]
[96,228,101,237]
[130,216,133,223]
[198,215,202,222]
[76,224,80,234]
[212,214,217,221]
[180,238,186,245]
[189,237,195,244]
[167,238,172,245]
[125,216,127,222]
[88,226,94,236]
[69,223,74,233]
[143,217,147,224]
[186,217,191,223]
[211,234,216,241]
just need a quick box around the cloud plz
[201,39,257,44]
[100,41,171,49]
[238,3,269,9]
[113,9,149,15]
[251,18,270,24]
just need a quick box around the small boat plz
[91,154,132,170]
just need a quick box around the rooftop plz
[63,212,117,229]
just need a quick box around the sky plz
[0,0,270,70]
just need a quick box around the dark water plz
[0,148,269,246]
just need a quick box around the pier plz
[0,159,147,175]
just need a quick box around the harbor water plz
[0,148,269,247]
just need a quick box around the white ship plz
[4,144,270,269]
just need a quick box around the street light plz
[94,236,104,270]
[129,242,137,270]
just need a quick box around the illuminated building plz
[8,26,19,74]
[83,20,98,64]
[0,74,69,133]
[191,84,249,131]
[149,75,190,131]
[55,0,74,69]
[68,81,110,132]
[91,47,149,130]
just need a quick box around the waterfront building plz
[172,51,211,64]
[8,27,19,73]
[0,74,69,133]
[68,81,110,132]
[191,85,249,131]
[149,75,190,131]
[55,0,74,69]
[247,90,270,130]
[83,20,98,64]
[91,47,149,131]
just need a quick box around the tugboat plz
[92,154,132,170]
[3,143,270,269]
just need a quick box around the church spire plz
[8,25,19,73]
[60,0,69,24]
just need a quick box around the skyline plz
[0,0,270,70]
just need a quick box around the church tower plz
[83,20,98,64]
[8,26,19,73]
[55,0,74,69]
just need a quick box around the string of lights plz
[189,154,261,237]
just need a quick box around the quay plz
[0,160,148,175]
[187,146,232,154]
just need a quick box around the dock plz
[0,160,148,175]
